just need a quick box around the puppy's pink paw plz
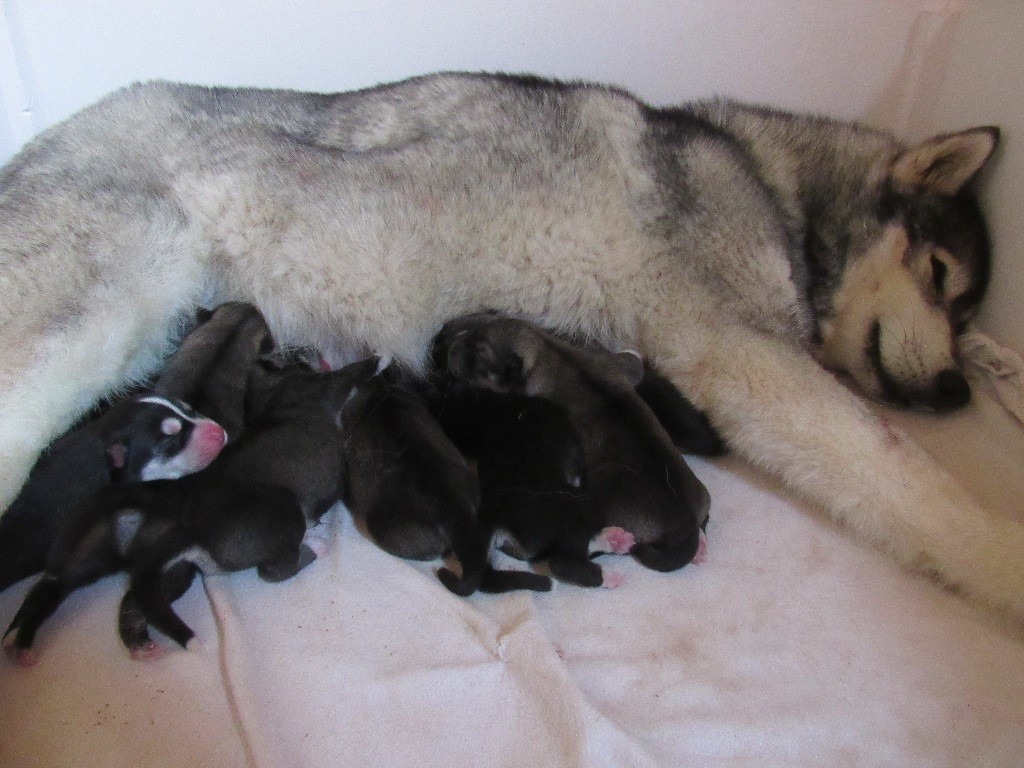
[303,534,329,559]
[129,641,165,662]
[691,531,708,566]
[6,645,38,668]
[601,571,624,589]
[590,526,635,555]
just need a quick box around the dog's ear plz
[609,351,645,388]
[106,442,128,482]
[890,126,999,195]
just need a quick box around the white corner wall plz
[0,0,939,155]
[925,1,1024,356]
[0,0,1019,351]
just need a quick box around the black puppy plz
[339,362,550,596]
[0,394,226,594]
[429,380,611,588]
[0,302,269,594]
[3,359,377,664]
[154,301,273,440]
[635,363,727,457]
[435,314,712,582]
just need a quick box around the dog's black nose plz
[934,369,970,410]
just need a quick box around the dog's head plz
[817,126,998,410]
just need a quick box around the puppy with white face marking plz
[436,314,711,577]
[0,393,226,594]
[0,73,1016,619]
[0,301,270,594]
[340,362,550,596]
[2,359,375,664]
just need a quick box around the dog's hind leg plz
[548,552,606,588]
[129,568,196,649]
[3,575,68,665]
[655,324,1024,620]
[119,560,198,659]
[0,207,206,512]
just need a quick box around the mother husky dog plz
[0,72,1016,616]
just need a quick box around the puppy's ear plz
[609,351,645,388]
[890,126,999,195]
[107,442,127,469]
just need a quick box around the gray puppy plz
[435,314,711,582]
[339,362,550,596]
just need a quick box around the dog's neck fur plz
[689,99,902,331]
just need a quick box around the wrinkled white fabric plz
[963,331,1024,429]
[2,388,1023,768]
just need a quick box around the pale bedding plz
[1,368,1022,768]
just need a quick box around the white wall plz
[0,0,1018,349]
[926,0,1024,355]
[0,0,936,154]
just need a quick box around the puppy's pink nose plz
[192,419,228,467]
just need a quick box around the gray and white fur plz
[0,72,1014,618]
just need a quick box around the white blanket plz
[2,384,1023,768]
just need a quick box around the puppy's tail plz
[479,566,552,594]
[435,521,487,596]
[0,505,50,592]
[438,525,552,595]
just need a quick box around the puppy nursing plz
[3,338,374,663]
[431,314,715,587]
[338,363,551,596]
[1,304,717,662]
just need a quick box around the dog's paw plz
[601,570,625,589]
[129,641,165,662]
[589,526,635,556]
[5,645,38,668]
[691,531,708,566]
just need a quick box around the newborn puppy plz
[154,302,273,440]
[0,394,226,594]
[340,363,550,596]
[436,314,712,576]
[0,302,268,595]
[430,380,615,588]
[3,359,376,664]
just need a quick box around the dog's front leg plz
[652,323,1024,621]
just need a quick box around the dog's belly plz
[175,138,795,372]
[188,158,670,368]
